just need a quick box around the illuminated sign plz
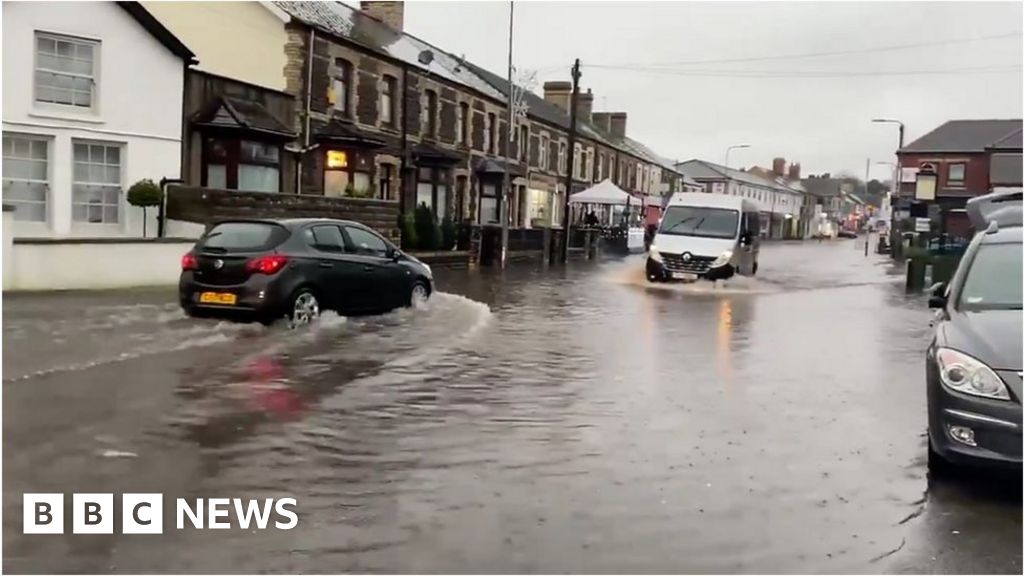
[326,150,348,169]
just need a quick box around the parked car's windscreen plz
[199,222,289,252]
[958,242,1023,310]
[659,206,739,239]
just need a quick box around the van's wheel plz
[287,288,320,328]
[409,280,431,307]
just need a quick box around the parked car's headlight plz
[422,262,433,277]
[935,348,1010,400]
[711,250,733,268]
[648,246,663,263]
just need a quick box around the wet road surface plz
[3,239,1020,573]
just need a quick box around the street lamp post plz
[872,118,905,257]
[724,144,750,168]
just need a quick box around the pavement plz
[2,238,1021,573]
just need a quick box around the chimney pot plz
[577,89,594,125]
[772,157,786,177]
[788,162,801,181]
[361,1,405,32]
[543,81,572,112]
[609,112,627,139]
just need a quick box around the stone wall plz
[165,185,401,242]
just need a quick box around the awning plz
[315,119,389,149]
[474,157,526,177]
[411,141,465,165]
[192,96,295,139]
[569,179,638,206]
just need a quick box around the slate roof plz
[192,95,295,137]
[675,159,795,193]
[274,1,505,101]
[900,119,1023,153]
[990,128,1023,150]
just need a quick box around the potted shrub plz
[399,212,418,250]
[414,203,438,251]
[126,179,162,238]
[440,214,456,250]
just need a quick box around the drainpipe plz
[297,27,315,194]
[399,65,409,216]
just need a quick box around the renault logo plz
[682,252,692,262]
[213,259,224,270]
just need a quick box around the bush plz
[126,179,162,237]
[127,179,162,208]
[399,212,418,250]
[440,214,456,250]
[414,203,439,250]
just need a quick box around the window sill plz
[29,109,105,125]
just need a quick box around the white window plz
[573,144,582,178]
[539,135,549,170]
[35,32,97,109]
[558,141,567,174]
[2,134,49,221]
[72,141,121,224]
[587,149,595,181]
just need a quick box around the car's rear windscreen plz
[199,222,289,252]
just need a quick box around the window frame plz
[201,136,282,192]
[424,89,438,137]
[518,124,529,162]
[34,31,99,111]
[487,112,497,154]
[947,162,966,186]
[2,133,50,223]
[323,148,372,197]
[331,58,353,117]
[558,141,567,175]
[71,139,123,225]
[457,102,469,145]
[539,134,550,170]
[380,75,396,127]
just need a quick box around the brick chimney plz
[592,112,611,133]
[543,81,572,112]
[788,162,801,181]
[609,112,627,138]
[361,1,404,32]
[577,88,593,125]
[772,157,786,177]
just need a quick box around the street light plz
[872,118,905,255]
[724,144,751,168]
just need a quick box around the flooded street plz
[3,240,1020,574]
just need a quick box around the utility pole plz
[865,157,871,256]
[560,58,581,263]
[500,0,514,268]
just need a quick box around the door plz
[341,225,410,310]
[738,211,758,275]
[303,224,361,312]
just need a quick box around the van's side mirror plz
[928,281,948,309]
[740,232,752,246]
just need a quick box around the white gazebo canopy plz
[569,179,637,206]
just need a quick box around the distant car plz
[926,191,1022,473]
[179,218,433,326]
[837,229,858,239]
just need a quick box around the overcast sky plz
[394,1,1023,180]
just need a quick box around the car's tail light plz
[246,255,288,275]
[181,252,197,271]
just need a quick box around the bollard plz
[906,258,927,292]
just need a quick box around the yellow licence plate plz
[199,292,237,305]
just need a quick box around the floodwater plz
[2,239,1020,574]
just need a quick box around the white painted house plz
[2,1,195,240]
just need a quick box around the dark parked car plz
[179,218,433,326]
[926,191,1022,473]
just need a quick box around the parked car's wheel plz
[409,279,431,307]
[287,288,320,328]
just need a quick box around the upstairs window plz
[539,134,550,170]
[457,102,469,144]
[947,163,966,185]
[487,112,497,154]
[518,124,529,161]
[558,141,567,174]
[380,75,396,126]
[424,90,438,137]
[35,32,96,109]
[331,58,352,116]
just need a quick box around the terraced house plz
[146,0,689,246]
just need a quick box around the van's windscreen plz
[659,206,739,239]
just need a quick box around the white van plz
[646,193,761,282]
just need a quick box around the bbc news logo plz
[24,494,298,534]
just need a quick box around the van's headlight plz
[711,250,733,268]
[649,246,663,263]
[936,348,1009,400]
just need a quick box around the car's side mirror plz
[928,281,948,309]
[390,249,402,263]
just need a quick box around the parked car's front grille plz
[661,251,714,273]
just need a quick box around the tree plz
[126,179,162,238]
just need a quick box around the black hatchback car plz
[926,191,1022,473]
[179,218,433,326]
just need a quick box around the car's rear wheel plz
[409,280,431,307]
[288,288,320,328]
